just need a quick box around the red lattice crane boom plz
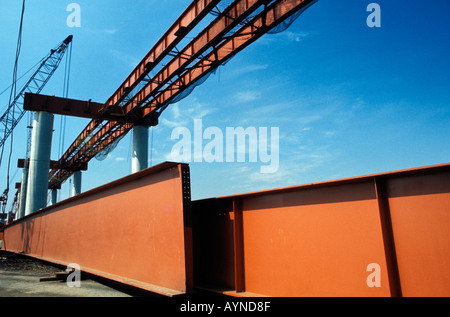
[24,0,317,189]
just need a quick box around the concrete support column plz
[51,189,58,205]
[72,171,82,196]
[25,111,54,216]
[17,165,29,219]
[132,125,149,173]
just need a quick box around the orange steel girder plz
[48,0,316,189]
[141,0,316,117]
[102,0,222,113]
[48,0,223,187]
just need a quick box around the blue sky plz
[0,0,449,206]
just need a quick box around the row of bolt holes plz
[182,169,190,200]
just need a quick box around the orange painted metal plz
[48,0,317,190]
[2,163,448,297]
[125,0,277,116]
[48,0,222,189]
[23,93,129,123]
[102,0,222,111]
[2,162,193,297]
[141,0,316,118]
[386,169,450,297]
[192,163,450,297]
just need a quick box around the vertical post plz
[17,165,29,219]
[72,171,82,196]
[233,198,245,293]
[374,177,402,297]
[25,111,54,216]
[180,164,193,292]
[132,125,149,173]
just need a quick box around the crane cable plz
[0,57,43,101]
[54,39,72,202]
[0,0,26,197]
[58,39,73,159]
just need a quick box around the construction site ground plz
[0,250,157,297]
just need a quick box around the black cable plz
[0,57,43,100]
[0,0,25,180]
[58,41,72,158]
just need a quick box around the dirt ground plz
[0,251,150,297]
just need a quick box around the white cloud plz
[109,49,140,68]
[285,31,310,42]
[235,90,262,102]
[160,98,214,130]
[257,30,311,45]
[103,29,117,35]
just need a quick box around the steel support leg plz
[25,111,54,215]
[17,166,29,219]
[51,189,58,205]
[132,125,149,173]
[72,171,82,196]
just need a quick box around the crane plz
[0,35,73,152]
[0,35,73,219]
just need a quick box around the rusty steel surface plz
[24,93,114,122]
[140,0,316,118]
[2,162,193,297]
[47,0,317,190]
[47,0,222,189]
[102,0,222,111]
[192,163,450,297]
[46,0,220,188]
[124,0,281,116]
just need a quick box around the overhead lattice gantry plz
[22,0,317,190]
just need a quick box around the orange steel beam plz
[141,0,315,118]
[102,0,222,112]
[122,0,271,115]
[47,0,221,187]
[48,0,316,189]
[49,122,132,188]
[192,163,450,297]
[18,158,87,172]
[49,0,278,181]
[3,162,194,296]
[44,0,268,186]
[23,93,128,123]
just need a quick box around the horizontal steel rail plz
[48,0,315,189]
[49,1,221,186]
[103,0,222,110]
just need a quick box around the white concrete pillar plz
[17,165,29,219]
[72,171,82,196]
[25,111,54,215]
[51,189,58,205]
[132,125,149,173]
